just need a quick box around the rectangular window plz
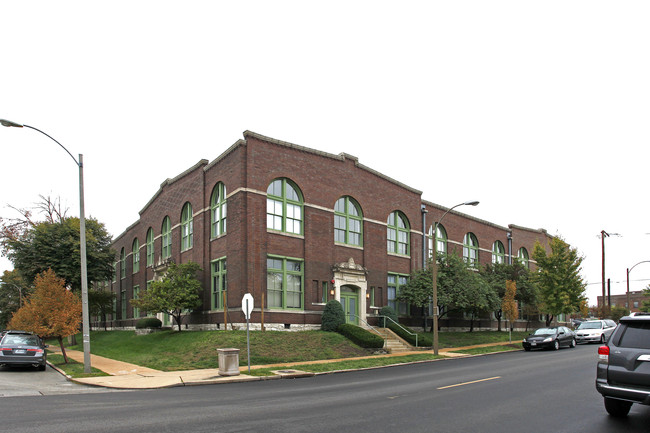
[182,220,193,251]
[133,285,140,318]
[370,286,375,307]
[267,199,283,231]
[121,289,127,319]
[267,256,304,309]
[133,250,140,274]
[211,258,227,310]
[322,281,328,304]
[388,273,409,315]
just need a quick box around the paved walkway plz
[48,341,519,389]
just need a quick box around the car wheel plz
[38,363,46,371]
[600,334,605,344]
[570,338,576,348]
[604,398,632,418]
[553,340,560,350]
[524,346,531,352]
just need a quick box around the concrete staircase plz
[371,327,414,353]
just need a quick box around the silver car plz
[575,319,617,344]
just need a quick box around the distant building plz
[105,131,554,330]
[598,290,647,313]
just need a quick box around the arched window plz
[146,228,154,266]
[518,247,529,268]
[463,232,479,267]
[334,196,363,246]
[132,238,140,273]
[387,211,410,255]
[161,216,172,259]
[120,247,126,279]
[210,182,227,238]
[492,241,505,264]
[181,202,193,251]
[266,178,303,235]
[428,224,448,257]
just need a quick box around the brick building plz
[106,131,553,330]
[598,291,648,313]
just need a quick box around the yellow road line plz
[437,376,501,390]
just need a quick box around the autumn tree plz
[502,280,519,341]
[532,237,586,326]
[0,197,114,292]
[131,262,202,331]
[8,269,82,363]
[481,262,537,331]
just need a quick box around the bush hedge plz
[337,323,384,349]
[377,306,398,327]
[388,322,432,347]
[136,317,162,329]
[321,300,345,331]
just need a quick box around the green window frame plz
[161,216,172,259]
[428,224,448,258]
[146,228,154,266]
[266,256,304,310]
[181,202,193,251]
[132,238,140,274]
[492,241,505,264]
[112,262,117,283]
[266,178,303,235]
[133,285,140,318]
[463,232,479,267]
[388,273,409,315]
[518,247,529,268]
[322,281,328,304]
[211,182,227,238]
[334,196,363,246]
[120,248,126,279]
[211,257,227,310]
[387,211,410,255]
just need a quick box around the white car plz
[575,319,617,344]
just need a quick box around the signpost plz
[242,293,254,373]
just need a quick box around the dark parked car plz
[0,330,48,371]
[596,313,650,417]
[522,326,576,351]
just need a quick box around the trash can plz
[217,348,240,376]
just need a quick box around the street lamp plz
[627,261,650,312]
[431,200,479,355]
[600,230,620,311]
[1,119,91,374]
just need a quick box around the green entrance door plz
[340,286,359,325]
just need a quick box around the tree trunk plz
[58,336,69,364]
[495,309,502,332]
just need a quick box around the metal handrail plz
[375,315,419,347]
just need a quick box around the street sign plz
[242,293,254,319]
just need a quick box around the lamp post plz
[627,261,650,312]
[1,119,91,374]
[432,200,479,355]
[600,230,620,312]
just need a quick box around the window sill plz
[334,242,364,250]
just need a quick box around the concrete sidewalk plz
[48,341,519,390]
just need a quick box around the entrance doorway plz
[340,286,359,325]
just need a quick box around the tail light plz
[27,348,44,354]
[598,345,609,364]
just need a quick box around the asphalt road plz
[1,344,648,432]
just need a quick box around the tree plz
[481,262,538,331]
[502,280,519,341]
[8,269,82,363]
[642,285,650,312]
[0,270,31,329]
[131,262,202,331]
[609,305,629,322]
[436,253,500,332]
[532,237,586,326]
[1,198,114,292]
[397,264,433,330]
[88,288,116,331]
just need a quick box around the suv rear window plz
[614,321,650,349]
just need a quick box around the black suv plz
[596,313,650,417]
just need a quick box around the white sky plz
[2,1,649,307]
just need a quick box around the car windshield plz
[577,322,603,329]
[534,328,557,335]
[2,335,40,346]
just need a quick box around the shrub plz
[388,322,432,347]
[321,300,345,331]
[378,306,398,327]
[136,317,162,329]
[338,323,384,348]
